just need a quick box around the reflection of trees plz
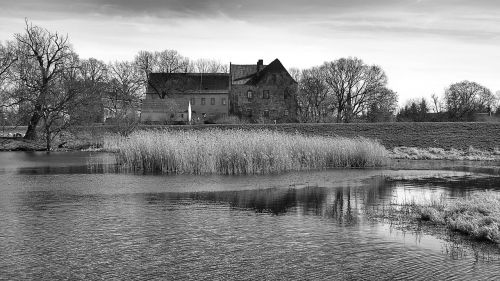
[329,188,357,224]
[189,187,327,215]
[143,187,328,215]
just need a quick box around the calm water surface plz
[1,152,500,280]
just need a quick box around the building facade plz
[140,73,230,123]
[140,59,298,124]
[230,59,298,123]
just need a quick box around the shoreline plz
[2,139,499,162]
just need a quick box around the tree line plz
[291,61,499,123]
[0,21,227,149]
[290,58,398,123]
[1,21,499,149]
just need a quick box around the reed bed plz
[103,129,388,175]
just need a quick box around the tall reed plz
[103,129,388,175]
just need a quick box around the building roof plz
[245,59,295,85]
[230,59,296,86]
[147,73,230,94]
[230,64,265,85]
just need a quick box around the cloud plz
[5,0,497,20]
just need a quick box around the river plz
[0,152,499,280]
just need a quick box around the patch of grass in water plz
[391,146,500,161]
[103,129,389,175]
[370,191,500,244]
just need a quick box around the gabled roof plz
[147,73,230,94]
[230,64,263,85]
[244,59,296,85]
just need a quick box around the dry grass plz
[391,146,500,161]
[139,122,500,151]
[103,129,388,175]
[371,191,500,244]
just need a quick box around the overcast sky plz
[1,0,499,103]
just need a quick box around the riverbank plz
[0,129,102,151]
[1,122,499,158]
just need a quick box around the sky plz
[1,0,499,104]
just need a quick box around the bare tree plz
[0,41,17,82]
[39,52,90,150]
[76,58,108,123]
[323,57,387,123]
[106,61,142,122]
[191,58,228,73]
[12,20,74,140]
[366,87,398,122]
[444,80,494,120]
[430,93,442,113]
[297,66,330,122]
[156,49,190,73]
[495,91,500,113]
[134,50,157,91]
[288,67,302,83]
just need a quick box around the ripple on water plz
[1,152,500,280]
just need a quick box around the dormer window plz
[247,90,253,99]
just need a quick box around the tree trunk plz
[24,104,42,140]
[45,126,51,151]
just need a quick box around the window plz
[263,110,269,118]
[190,98,195,105]
[246,109,253,117]
[284,89,290,100]
[222,98,226,105]
[263,90,270,99]
[201,98,206,105]
[284,109,289,116]
[180,114,184,118]
[247,90,253,99]
[211,98,215,105]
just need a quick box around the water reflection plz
[2,152,500,280]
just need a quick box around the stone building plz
[140,58,297,123]
[140,73,230,123]
[230,59,298,123]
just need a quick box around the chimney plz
[257,59,263,72]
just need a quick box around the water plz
[1,152,500,280]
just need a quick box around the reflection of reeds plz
[103,129,388,175]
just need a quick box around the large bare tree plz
[156,49,190,73]
[0,41,17,82]
[444,80,495,120]
[323,57,387,123]
[297,66,331,122]
[13,20,74,140]
[106,61,142,121]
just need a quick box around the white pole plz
[188,100,192,124]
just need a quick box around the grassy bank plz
[103,129,388,175]
[370,191,500,244]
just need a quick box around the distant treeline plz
[1,20,499,150]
